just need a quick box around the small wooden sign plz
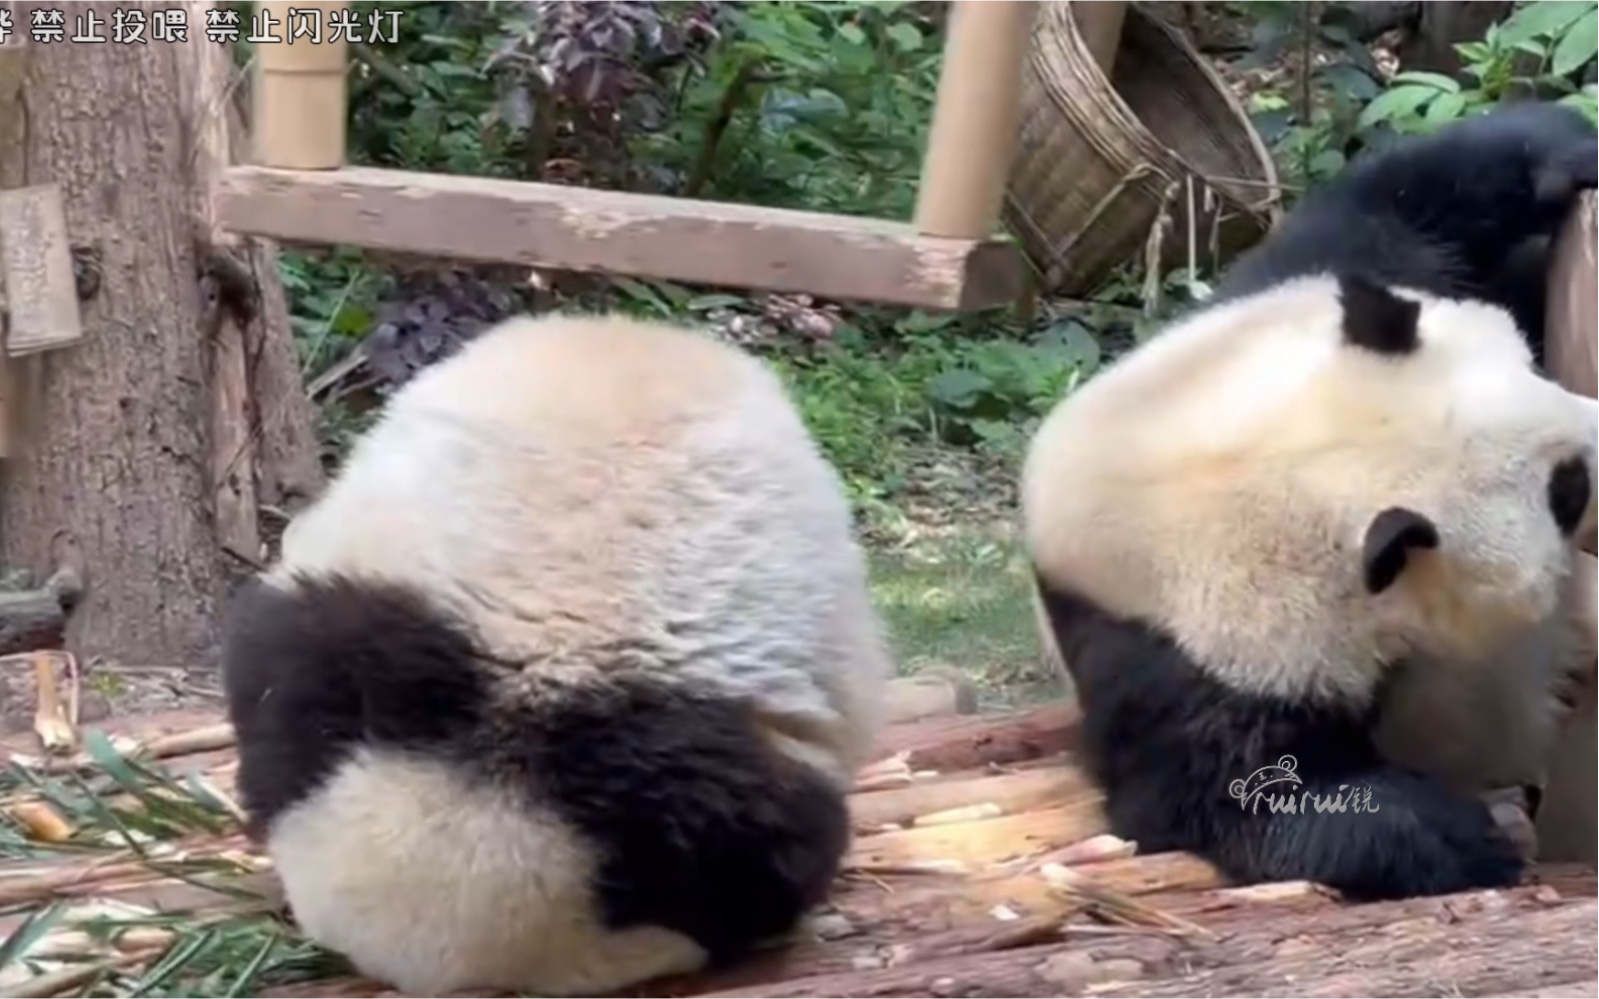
[0,183,83,356]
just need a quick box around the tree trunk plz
[0,2,320,668]
[180,1,324,543]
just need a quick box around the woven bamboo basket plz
[1004,1,1281,298]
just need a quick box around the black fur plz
[1338,273,1421,355]
[1362,506,1440,594]
[221,574,849,967]
[1213,100,1598,351]
[1549,455,1593,537]
[1033,572,1526,901]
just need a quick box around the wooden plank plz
[0,184,84,356]
[217,165,1026,311]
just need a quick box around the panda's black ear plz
[1339,274,1420,356]
[1362,506,1440,594]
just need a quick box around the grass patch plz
[869,528,1061,709]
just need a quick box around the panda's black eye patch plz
[1548,456,1591,536]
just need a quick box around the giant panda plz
[1020,100,1599,901]
[220,313,892,996]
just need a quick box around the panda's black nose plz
[1547,456,1591,536]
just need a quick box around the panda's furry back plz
[221,314,892,995]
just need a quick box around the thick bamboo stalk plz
[913,1,1038,238]
[250,1,349,169]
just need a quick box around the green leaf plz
[837,22,865,46]
[1358,84,1437,128]
[0,902,62,973]
[686,293,746,311]
[887,22,922,52]
[1551,10,1599,75]
[1423,90,1468,126]
[1559,86,1599,125]
[1499,0,1594,46]
[1311,148,1347,176]
[926,369,991,409]
[1390,70,1461,93]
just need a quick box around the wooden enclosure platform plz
[0,699,1593,998]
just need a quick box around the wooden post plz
[250,1,349,170]
[913,0,1038,239]
[1535,191,1598,866]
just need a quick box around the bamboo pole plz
[250,1,349,169]
[913,0,1038,239]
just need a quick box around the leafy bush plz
[1243,0,1599,188]
[1360,1,1598,134]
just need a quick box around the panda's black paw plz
[1534,137,1599,201]
[1244,768,1526,901]
[1347,771,1527,900]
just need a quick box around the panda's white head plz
[1023,272,1597,704]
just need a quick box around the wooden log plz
[250,1,349,170]
[866,702,1080,772]
[851,764,1096,830]
[847,800,1108,871]
[218,166,1026,311]
[882,669,979,726]
[830,851,1226,942]
[913,0,1037,239]
[697,888,1596,997]
[1508,984,1599,998]
[642,854,1231,996]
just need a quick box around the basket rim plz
[1041,0,1283,220]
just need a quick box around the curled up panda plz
[220,314,892,995]
[1021,100,1599,901]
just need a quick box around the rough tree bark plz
[180,1,325,543]
[0,2,321,668]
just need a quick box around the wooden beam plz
[217,165,1026,310]
[914,0,1037,239]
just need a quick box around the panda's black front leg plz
[1213,765,1526,902]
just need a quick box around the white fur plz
[1023,275,1596,788]
[272,749,708,995]
[266,314,892,994]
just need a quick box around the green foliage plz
[1244,0,1599,190]
[633,1,944,218]
[1360,2,1599,134]
[759,314,1100,530]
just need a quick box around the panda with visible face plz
[221,313,892,995]
[1021,101,1598,901]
